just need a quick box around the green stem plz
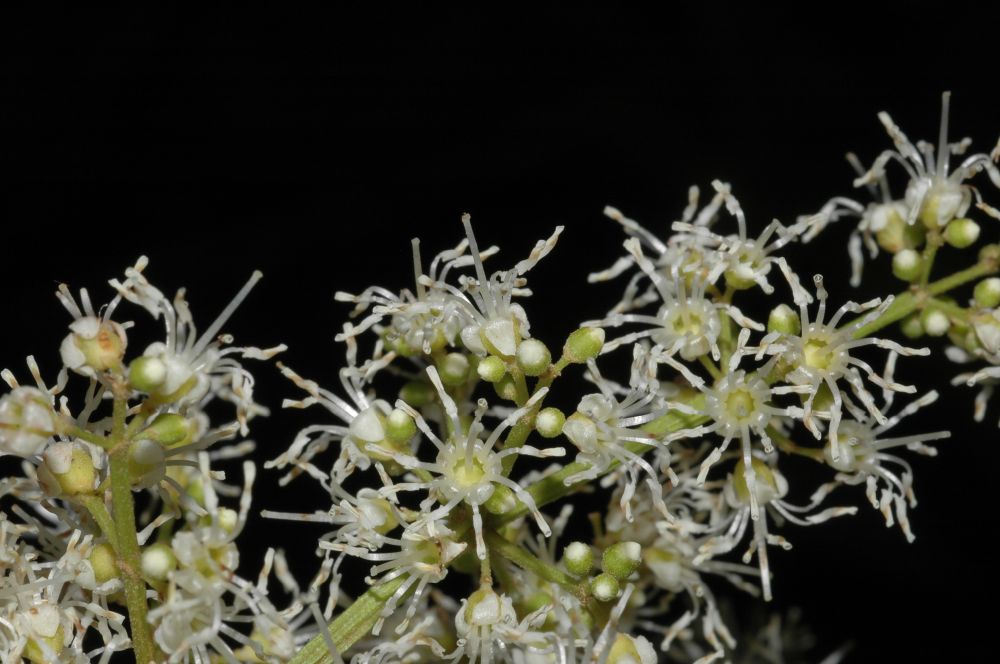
[108,392,158,664]
[290,576,409,664]
[79,494,119,552]
[849,258,998,339]
[483,529,579,592]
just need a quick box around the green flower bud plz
[477,355,506,383]
[920,306,950,337]
[974,278,1000,309]
[602,541,642,580]
[483,483,516,515]
[385,408,417,443]
[141,542,177,582]
[128,355,168,393]
[516,339,551,376]
[564,327,605,364]
[563,541,594,576]
[493,374,519,402]
[876,209,925,253]
[217,507,239,533]
[944,218,981,249]
[535,407,566,438]
[89,543,118,584]
[767,304,800,335]
[399,381,435,408]
[43,444,97,496]
[438,352,471,386]
[142,413,196,448]
[892,249,922,282]
[607,633,657,664]
[590,572,621,602]
[900,313,924,339]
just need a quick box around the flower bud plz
[385,408,417,443]
[0,387,55,457]
[607,633,658,664]
[590,572,621,602]
[875,207,925,253]
[129,355,168,393]
[142,413,196,448]
[463,586,503,626]
[900,313,924,339]
[438,352,471,386]
[141,542,177,582]
[892,249,921,282]
[21,605,64,663]
[602,541,642,580]
[60,318,127,376]
[944,218,981,249]
[89,543,118,584]
[732,458,780,506]
[920,307,950,337]
[516,339,551,376]
[399,381,435,408]
[767,304,800,335]
[477,356,506,383]
[535,407,566,439]
[563,327,605,364]
[974,278,1000,309]
[43,443,97,496]
[217,507,239,533]
[483,483,516,515]
[563,541,594,576]
[493,374,519,402]
[129,439,166,489]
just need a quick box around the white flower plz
[825,391,948,542]
[762,274,929,462]
[385,366,563,559]
[110,258,285,433]
[440,214,562,357]
[589,238,763,362]
[0,387,56,458]
[561,350,672,522]
[853,91,1000,227]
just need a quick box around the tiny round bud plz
[89,543,118,585]
[516,339,551,377]
[142,413,195,447]
[564,327,605,364]
[141,542,177,582]
[217,507,239,533]
[900,313,924,339]
[483,483,517,515]
[464,586,503,625]
[563,541,594,576]
[944,218,981,249]
[767,304,800,335]
[974,278,1000,309]
[438,352,471,386]
[535,407,566,439]
[399,381,435,408]
[602,541,642,580]
[385,408,417,443]
[892,249,922,282]
[590,572,621,602]
[920,307,950,337]
[493,374,519,402]
[43,444,97,496]
[477,356,506,383]
[129,355,168,393]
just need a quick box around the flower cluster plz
[3,94,996,663]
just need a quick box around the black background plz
[2,3,997,661]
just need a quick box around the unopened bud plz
[944,218,980,249]
[476,355,506,383]
[603,541,642,580]
[535,407,565,438]
[590,572,621,602]
[974,278,1000,309]
[43,443,97,496]
[141,542,177,582]
[399,381,435,408]
[920,307,950,337]
[385,408,417,443]
[564,327,605,364]
[892,249,922,282]
[516,339,551,376]
[563,541,594,576]
[129,355,168,393]
[767,304,800,335]
[438,352,471,386]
